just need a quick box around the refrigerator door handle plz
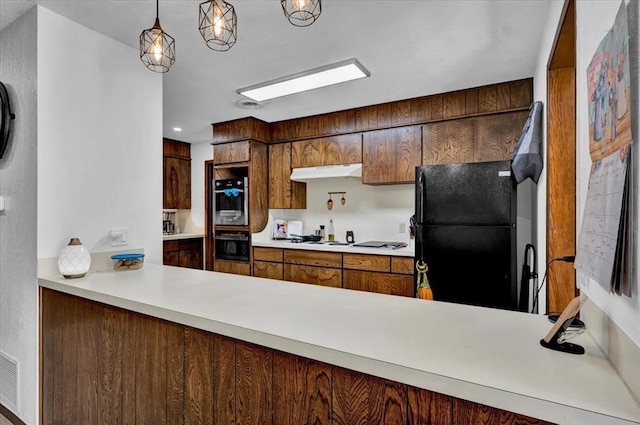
[416,171,425,221]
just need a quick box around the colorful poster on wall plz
[586,1,632,162]
[576,1,633,295]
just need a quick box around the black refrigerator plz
[415,160,526,311]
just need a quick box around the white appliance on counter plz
[272,219,303,239]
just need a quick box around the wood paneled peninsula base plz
[38,265,640,425]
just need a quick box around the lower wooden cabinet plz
[284,264,342,288]
[214,259,251,276]
[41,288,554,425]
[253,261,284,280]
[163,238,203,269]
[343,270,414,297]
[252,248,416,297]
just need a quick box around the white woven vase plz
[58,238,91,278]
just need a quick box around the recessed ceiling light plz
[173,127,182,132]
[237,58,370,102]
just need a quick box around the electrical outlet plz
[398,222,406,233]
[109,227,129,247]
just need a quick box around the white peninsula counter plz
[38,264,640,425]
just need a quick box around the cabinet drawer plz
[284,250,342,268]
[253,261,284,280]
[391,257,414,275]
[284,264,342,288]
[343,270,413,297]
[163,240,179,252]
[214,141,250,164]
[253,247,284,262]
[214,260,251,276]
[179,238,203,250]
[343,254,390,272]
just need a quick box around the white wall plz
[254,179,415,243]
[576,0,639,346]
[0,8,38,423]
[190,141,212,229]
[37,7,163,264]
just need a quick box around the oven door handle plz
[216,235,249,241]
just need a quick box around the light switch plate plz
[109,227,128,246]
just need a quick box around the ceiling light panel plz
[237,59,370,102]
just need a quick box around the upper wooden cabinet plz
[268,79,532,143]
[163,139,191,209]
[211,117,271,144]
[362,125,422,185]
[423,118,474,165]
[473,111,529,163]
[269,143,306,209]
[213,141,250,165]
[422,111,529,166]
[291,134,362,168]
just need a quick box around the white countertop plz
[162,232,205,241]
[253,239,415,257]
[38,264,640,425]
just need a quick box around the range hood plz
[290,164,362,181]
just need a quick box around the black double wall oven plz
[213,177,250,263]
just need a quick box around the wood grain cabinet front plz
[214,259,251,276]
[213,141,251,164]
[362,125,422,185]
[163,238,203,270]
[422,111,529,166]
[343,253,390,272]
[269,143,306,210]
[284,264,342,288]
[283,250,342,268]
[343,270,414,297]
[291,134,362,168]
[253,261,284,280]
[163,139,191,210]
[40,288,554,425]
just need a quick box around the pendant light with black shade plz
[281,0,321,27]
[199,0,237,52]
[139,0,176,73]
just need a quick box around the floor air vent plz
[0,350,18,412]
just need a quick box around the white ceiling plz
[0,0,553,143]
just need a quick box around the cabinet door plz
[422,119,474,165]
[164,157,191,209]
[164,157,180,209]
[473,111,529,162]
[269,143,306,209]
[291,134,362,168]
[284,264,342,288]
[343,270,413,297]
[179,239,203,269]
[163,251,179,266]
[253,261,284,280]
[362,126,422,184]
[213,141,251,164]
[214,260,251,276]
[178,159,192,209]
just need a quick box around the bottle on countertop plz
[327,218,335,241]
[319,225,325,240]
